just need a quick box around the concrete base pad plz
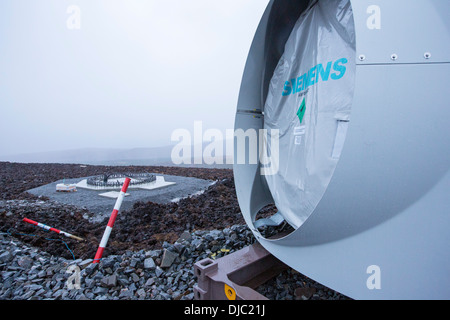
[136,176,176,190]
[98,191,130,199]
[26,173,213,222]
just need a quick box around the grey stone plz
[78,259,93,269]
[144,258,156,270]
[191,238,203,250]
[123,267,134,274]
[0,288,13,299]
[103,267,113,275]
[84,278,95,288]
[38,270,47,278]
[136,288,146,298]
[1,271,14,280]
[34,288,46,297]
[93,287,109,295]
[76,294,89,300]
[209,230,223,240]
[184,292,195,300]
[69,258,82,266]
[85,291,95,299]
[119,288,134,299]
[21,291,34,300]
[130,258,139,268]
[131,273,140,283]
[155,266,164,277]
[160,249,178,268]
[171,241,181,251]
[24,284,43,291]
[145,250,161,259]
[144,278,155,287]
[0,251,12,263]
[101,274,117,288]
[117,276,130,286]
[100,256,117,269]
[129,283,137,292]
[177,231,192,242]
[83,263,98,276]
[17,256,34,269]
[52,289,66,299]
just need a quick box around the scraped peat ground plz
[0,162,275,260]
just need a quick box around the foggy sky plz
[0,0,269,157]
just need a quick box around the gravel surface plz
[0,225,349,301]
[0,162,350,301]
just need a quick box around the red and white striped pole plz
[93,177,131,264]
[22,217,84,241]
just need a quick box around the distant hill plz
[0,145,233,168]
[0,146,173,165]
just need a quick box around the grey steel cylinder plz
[233,0,450,299]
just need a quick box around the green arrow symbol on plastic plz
[297,98,306,124]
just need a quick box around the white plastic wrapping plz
[262,0,356,229]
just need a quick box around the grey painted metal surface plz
[233,0,450,299]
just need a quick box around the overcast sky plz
[0,0,269,156]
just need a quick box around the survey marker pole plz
[22,217,84,241]
[93,177,131,264]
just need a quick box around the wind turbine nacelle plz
[233,0,450,300]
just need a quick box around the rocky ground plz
[0,161,350,300]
